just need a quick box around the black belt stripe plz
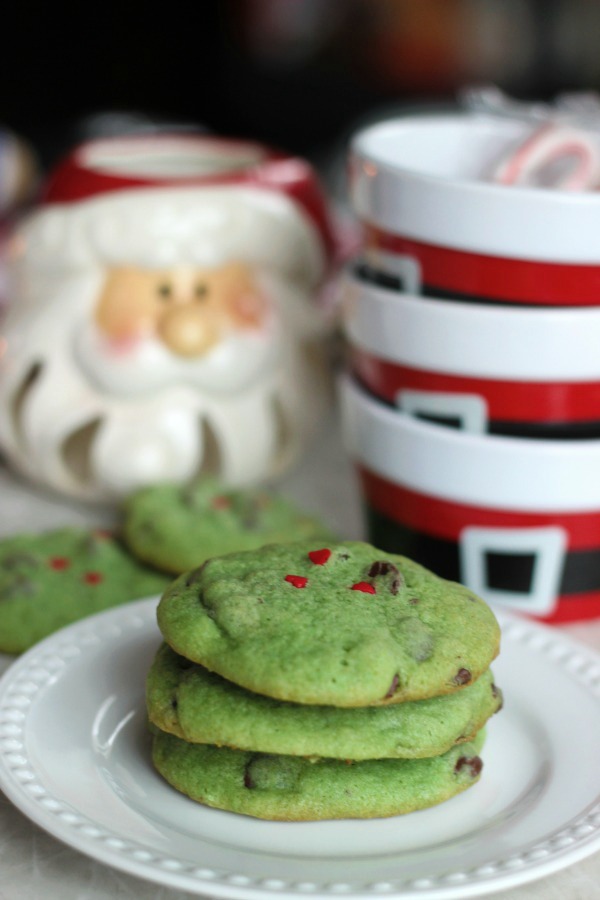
[366,506,600,597]
[354,262,578,309]
[489,420,600,440]
[356,379,600,441]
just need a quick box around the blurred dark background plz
[3,0,600,176]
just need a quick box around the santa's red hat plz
[15,135,337,286]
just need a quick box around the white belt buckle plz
[364,247,422,293]
[459,525,567,615]
[397,389,488,434]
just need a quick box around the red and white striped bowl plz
[343,269,600,439]
[349,114,600,307]
[341,375,600,623]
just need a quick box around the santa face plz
[0,166,332,501]
[75,261,281,396]
[0,263,328,500]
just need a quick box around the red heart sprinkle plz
[351,582,376,594]
[308,548,331,565]
[211,496,231,510]
[285,574,308,589]
[83,571,103,585]
[49,557,70,570]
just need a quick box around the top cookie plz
[123,477,333,575]
[157,541,501,707]
[0,528,170,654]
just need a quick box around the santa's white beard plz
[73,316,281,397]
[0,346,326,501]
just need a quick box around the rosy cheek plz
[100,333,145,356]
[229,291,270,328]
[96,307,159,343]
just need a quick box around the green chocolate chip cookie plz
[147,642,502,759]
[0,528,171,653]
[157,541,501,707]
[123,477,333,575]
[151,729,486,820]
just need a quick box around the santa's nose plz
[157,306,219,357]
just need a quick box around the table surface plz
[1,410,599,900]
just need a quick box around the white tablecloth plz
[1,411,599,899]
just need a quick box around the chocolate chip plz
[368,561,397,577]
[408,597,419,605]
[171,697,178,710]
[2,552,39,570]
[244,754,303,790]
[186,565,206,586]
[237,497,264,530]
[195,592,218,620]
[367,561,403,594]
[181,484,199,508]
[394,616,434,662]
[241,513,260,530]
[79,534,104,556]
[1,577,37,601]
[384,673,399,699]
[138,522,158,537]
[491,683,504,711]
[454,755,483,777]
[453,668,472,686]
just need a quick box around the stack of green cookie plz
[148,541,503,821]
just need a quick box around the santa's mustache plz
[73,317,281,397]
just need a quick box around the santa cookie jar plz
[0,135,336,502]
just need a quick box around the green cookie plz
[0,528,171,654]
[147,643,502,760]
[157,541,500,707]
[151,729,486,821]
[123,477,333,575]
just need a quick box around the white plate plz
[0,598,599,900]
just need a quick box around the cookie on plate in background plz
[0,528,171,654]
[123,476,334,575]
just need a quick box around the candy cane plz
[493,122,600,191]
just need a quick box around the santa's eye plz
[157,283,172,299]
[194,283,208,300]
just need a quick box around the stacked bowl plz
[341,113,600,623]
